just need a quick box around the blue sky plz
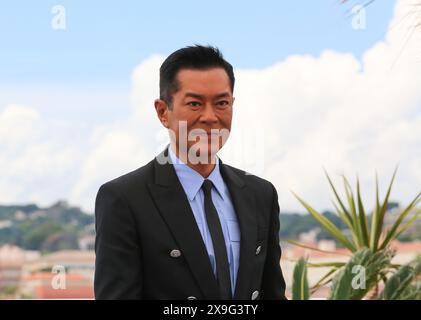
[1,0,395,87]
[2,0,420,212]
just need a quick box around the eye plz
[187,101,201,108]
[216,100,229,108]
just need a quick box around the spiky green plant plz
[329,247,393,299]
[292,248,421,300]
[290,168,421,296]
[292,257,310,300]
[378,257,421,300]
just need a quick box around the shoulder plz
[222,164,276,199]
[97,159,155,198]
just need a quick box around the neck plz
[170,144,217,178]
[187,162,216,179]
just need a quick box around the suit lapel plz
[147,149,220,299]
[220,163,258,300]
[147,149,258,300]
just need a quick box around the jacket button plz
[187,296,197,300]
[251,290,259,300]
[170,249,181,258]
[255,245,262,255]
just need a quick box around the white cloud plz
[0,104,41,148]
[0,0,420,213]
[223,0,421,211]
[67,55,168,207]
[0,105,81,205]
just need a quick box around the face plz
[155,68,234,163]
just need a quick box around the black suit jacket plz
[94,148,287,300]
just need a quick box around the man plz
[94,45,287,300]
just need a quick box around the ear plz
[154,99,170,128]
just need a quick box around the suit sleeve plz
[94,183,143,299]
[261,183,287,300]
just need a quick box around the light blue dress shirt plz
[168,146,241,295]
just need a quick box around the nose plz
[200,103,218,124]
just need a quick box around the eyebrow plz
[184,92,231,100]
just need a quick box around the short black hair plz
[159,45,235,107]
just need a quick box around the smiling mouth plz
[193,131,221,136]
[188,128,228,138]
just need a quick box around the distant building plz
[0,220,12,229]
[14,210,27,221]
[298,228,319,244]
[0,245,40,292]
[20,272,94,299]
[28,210,47,220]
[78,235,95,251]
[20,250,95,299]
[317,240,336,252]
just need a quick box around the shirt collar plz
[168,145,226,201]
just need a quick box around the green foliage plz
[329,247,393,300]
[41,231,79,251]
[290,169,421,299]
[279,211,347,241]
[379,258,421,300]
[21,221,64,250]
[0,201,94,252]
[0,285,18,296]
[292,257,310,300]
[0,204,39,220]
[293,168,421,253]
[292,246,421,300]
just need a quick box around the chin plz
[186,141,220,161]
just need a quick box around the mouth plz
[188,128,229,140]
[193,131,221,136]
